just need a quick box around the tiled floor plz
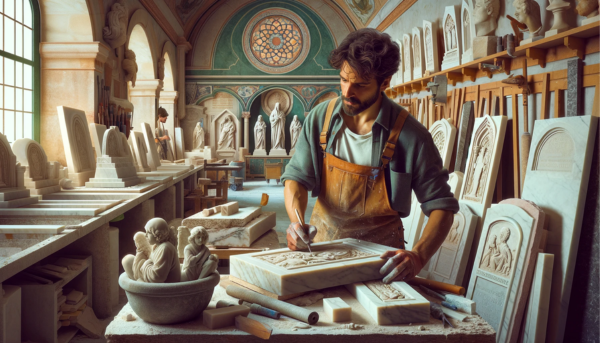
[228,180,318,246]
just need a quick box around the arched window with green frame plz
[0,0,39,143]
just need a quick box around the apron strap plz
[320,98,339,151]
[381,109,409,167]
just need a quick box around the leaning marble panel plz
[520,115,597,343]
[467,199,545,343]
[345,280,429,325]
[441,5,462,70]
[230,239,392,296]
[57,106,96,186]
[12,138,61,195]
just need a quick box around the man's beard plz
[341,91,380,117]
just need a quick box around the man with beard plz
[281,28,458,284]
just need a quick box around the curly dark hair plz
[329,28,400,85]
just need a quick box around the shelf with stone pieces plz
[0,164,203,285]
[386,20,600,95]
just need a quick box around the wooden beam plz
[376,0,419,32]
[478,63,493,78]
[475,85,481,117]
[593,82,599,117]
[494,58,512,75]
[564,36,585,60]
[499,87,506,116]
[461,68,477,82]
[526,48,546,68]
[540,73,550,120]
[446,72,462,86]
[554,89,564,118]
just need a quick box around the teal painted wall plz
[187,0,338,76]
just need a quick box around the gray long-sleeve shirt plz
[281,94,459,217]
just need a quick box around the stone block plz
[207,212,276,247]
[183,207,262,230]
[472,36,497,60]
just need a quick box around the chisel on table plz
[294,208,312,253]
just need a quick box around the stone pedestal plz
[472,36,497,60]
[129,80,163,132]
[582,15,600,25]
[253,149,267,156]
[242,112,251,149]
[545,0,572,37]
[204,147,214,160]
[269,149,287,157]
[86,156,141,187]
[520,35,543,46]
[40,42,110,168]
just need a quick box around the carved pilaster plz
[242,111,251,148]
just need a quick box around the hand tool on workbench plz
[419,286,458,311]
[295,208,312,253]
[430,302,454,328]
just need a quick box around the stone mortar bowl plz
[119,271,220,324]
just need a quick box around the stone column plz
[129,79,163,133]
[242,111,251,148]
[40,42,110,166]
[176,37,192,121]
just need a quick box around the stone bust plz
[122,218,181,283]
[513,0,543,36]
[576,0,599,18]
[473,0,500,36]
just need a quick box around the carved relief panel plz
[57,106,96,186]
[462,116,496,203]
[402,34,412,82]
[0,133,18,188]
[26,142,47,181]
[461,0,476,62]
[423,20,440,73]
[441,6,462,70]
[429,119,457,170]
[532,128,575,173]
[411,27,424,79]
[102,127,123,157]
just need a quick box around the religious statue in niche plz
[403,35,411,70]
[365,281,406,302]
[445,15,458,50]
[473,0,500,36]
[181,226,219,281]
[122,49,138,87]
[102,0,128,50]
[413,34,421,69]
[463,8,472,51]
[425,27,433,66]
[217,117,236,150]
[480,226,514,276]
[446,216,462,244]
[290,115,302,150]
[192,121,204,151]
[254,116,267,150]
[270,103,286,151]
[464,143,491,201]
[513,0,543,41]
[256,246,375,269]
[122,218,181,283]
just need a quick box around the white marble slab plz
[441,5,462,70]
[183,207,262,230]
[0,207,100,216]
[207,212,276,247]
[423,20,440,73]
[230,239,394,296]
[422,202,478,286]
[89,123,107,159]
[466,200,545,343]
[141,122,162,171]
[0,225,65,234]
[57,106,96,186]
[521,252,553,343]
[128,131,151,172]
[72,181,160,193]
[175,127,185,160]
[520,116,598,343]
[345,280,429,325]
[42,192,139,201]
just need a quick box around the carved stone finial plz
[123,49,138,87]
[103,0,128,49]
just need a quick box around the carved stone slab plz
[12,138,60,195]
[89,123,106,159]
[183,207,262,230]
[520,252,553,343]
[141,122,162,170]
[128,131,151,172]
[412,27,424,79]
[0,132,37,208]
[423,20,440,73]
[441,5,462,70]
[520,115,598,343]
[345,280,429,325]
[392,39,403,86]
[461,0,475,63]
[175,127,185,160]
[466,200,545,343]
[206,212,276,248]
[230,239,392,296]
[423,202,478,286]
[454,102,475,173]
[57,106,96,186]
[402,34,413,82]
[404,119,457,251]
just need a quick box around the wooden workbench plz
[106,276,495,343]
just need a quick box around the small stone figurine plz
[181,226,219,281]
[122,218,181,283]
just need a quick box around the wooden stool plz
[265,163,283,184]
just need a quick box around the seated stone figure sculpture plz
[122,218,181,283]
[181,226,219,281]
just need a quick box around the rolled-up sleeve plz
[412,134,459,216]
[281,111,318,192]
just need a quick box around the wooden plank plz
[564,36,585,60]
[512,87,521,198]
[526,48,546,68]
[554,89,564,118]
[475,85,481,117]
[540,73,550,119]
[593,82,600,117]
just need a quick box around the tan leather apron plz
[309,98,409,249]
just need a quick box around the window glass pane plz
[23,0,31,27]
[0,111,3,134]
[24,64,31,89]
[16,0,22,23]
[15,111,22,139]
[4,18,14,54]
[5,0,14,18]
[4,58,14,86]
[0,16,3,51]
[23,27,31,60]
[24,112,31,139]
[16,23,22,57]
[5,86,13,109]
[5,111,14,142]
[15,61,22,87]
[15,87,21,110]
[0,57,3,84]
[23,89,30,111]
[0,86,3,108]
